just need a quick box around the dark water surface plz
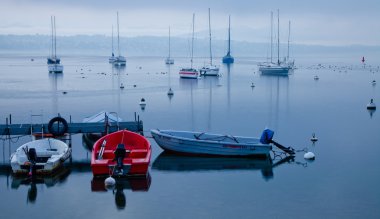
[0,54,379,218]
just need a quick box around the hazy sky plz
[1,0,380,45]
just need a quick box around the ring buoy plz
[48,117,68,136]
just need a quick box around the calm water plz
[0,54,379,218]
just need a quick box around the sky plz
[1,0,380,46]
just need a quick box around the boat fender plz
[260,129,274,144]
[304,152,315,160]
[48,116,68,136]
[105,176,116,188]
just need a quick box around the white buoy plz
[167,88,174,96]
[310,133,318,142]
[304,152,315,160]
[120,83,124,89]
[314,75,319,80]
[367,99,376,110]
[104,176,116,188]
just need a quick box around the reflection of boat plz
[151,129,272,156]
[47,16,63,73]
[11,167,70,204]
[153,152,296,180]
[91,173,151,210]
[222,15,234,64]
[91,173,151,192]
[199,8,219,76]
[179,13,199,79]
[10,138,71,175]
[91,130,151,177]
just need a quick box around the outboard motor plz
[260,129,274,144]
[114,144,127,174]
[28,148,37,164]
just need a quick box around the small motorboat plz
[151,129,275,157]
[91,130,151,177]
[10,138,71,175]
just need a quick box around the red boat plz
[91,130,151,177]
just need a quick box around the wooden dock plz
[0,115,143,136]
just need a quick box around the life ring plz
[48,117,68,136]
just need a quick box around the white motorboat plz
[10,138,71,175]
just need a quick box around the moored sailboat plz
[179,13,199,79]
[165,27,174,65]
[200,8,219,76]
[113,12,126,66]
[222,15,234,64]
[47,16,63,73]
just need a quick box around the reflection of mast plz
[190,82,194,131]
[207,79,212,131]
[227,64,231,109]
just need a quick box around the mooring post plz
[69,115,72,149]
[134,112,137,122]
[9,114,12,124]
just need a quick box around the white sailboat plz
[284,20,295,69]
[259,10,290,75]
[179,13,199,79]
[165,27,174,65]
[113,12,126,66]
[109,25,117,63]
[47,16,63,73]
[200,8,219,76]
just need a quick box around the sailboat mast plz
[208,8,212,66]
[287,20,290,61]
[112,25,114,55]
[168,26,171,59]
[191,13,195,69]
[117,11,120,57]
[228,15,231,55]
[54,16,57,59]
[277,9,280,65]
[270,11,273,63]
[51,16,54,58]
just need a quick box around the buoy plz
[140,98,146,110]
[310,133,318,142]
[62,91,67,94]
[367,99,376,110]
[372,80,376,85]
[104,176,116,188]
[314,75,319,80]
[304,152,315,160]
[251,82,255,88]
[120,83,124,89]
[167,88,174,96]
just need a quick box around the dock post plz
[9,114,11,124]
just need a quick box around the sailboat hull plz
[200,66,219,76]
[48,64,64,73]
[222,55,234,64]
[259,64,290,75]
[165,58,174,65]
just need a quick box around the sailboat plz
[200,8,219,76]
[113,12,126,66]
[165,27,174,65]
[179,13,199,79]
[284,20,295,69]
[109,25,117,63]
[47,16,63,73]
[259,10,290,75]
[222,15,234,64]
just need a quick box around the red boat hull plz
[91,130,151,176]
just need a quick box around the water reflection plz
[152,152,295,181]
[10,167,70,204]
[48,73,63,115]
[91,173,151,210]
